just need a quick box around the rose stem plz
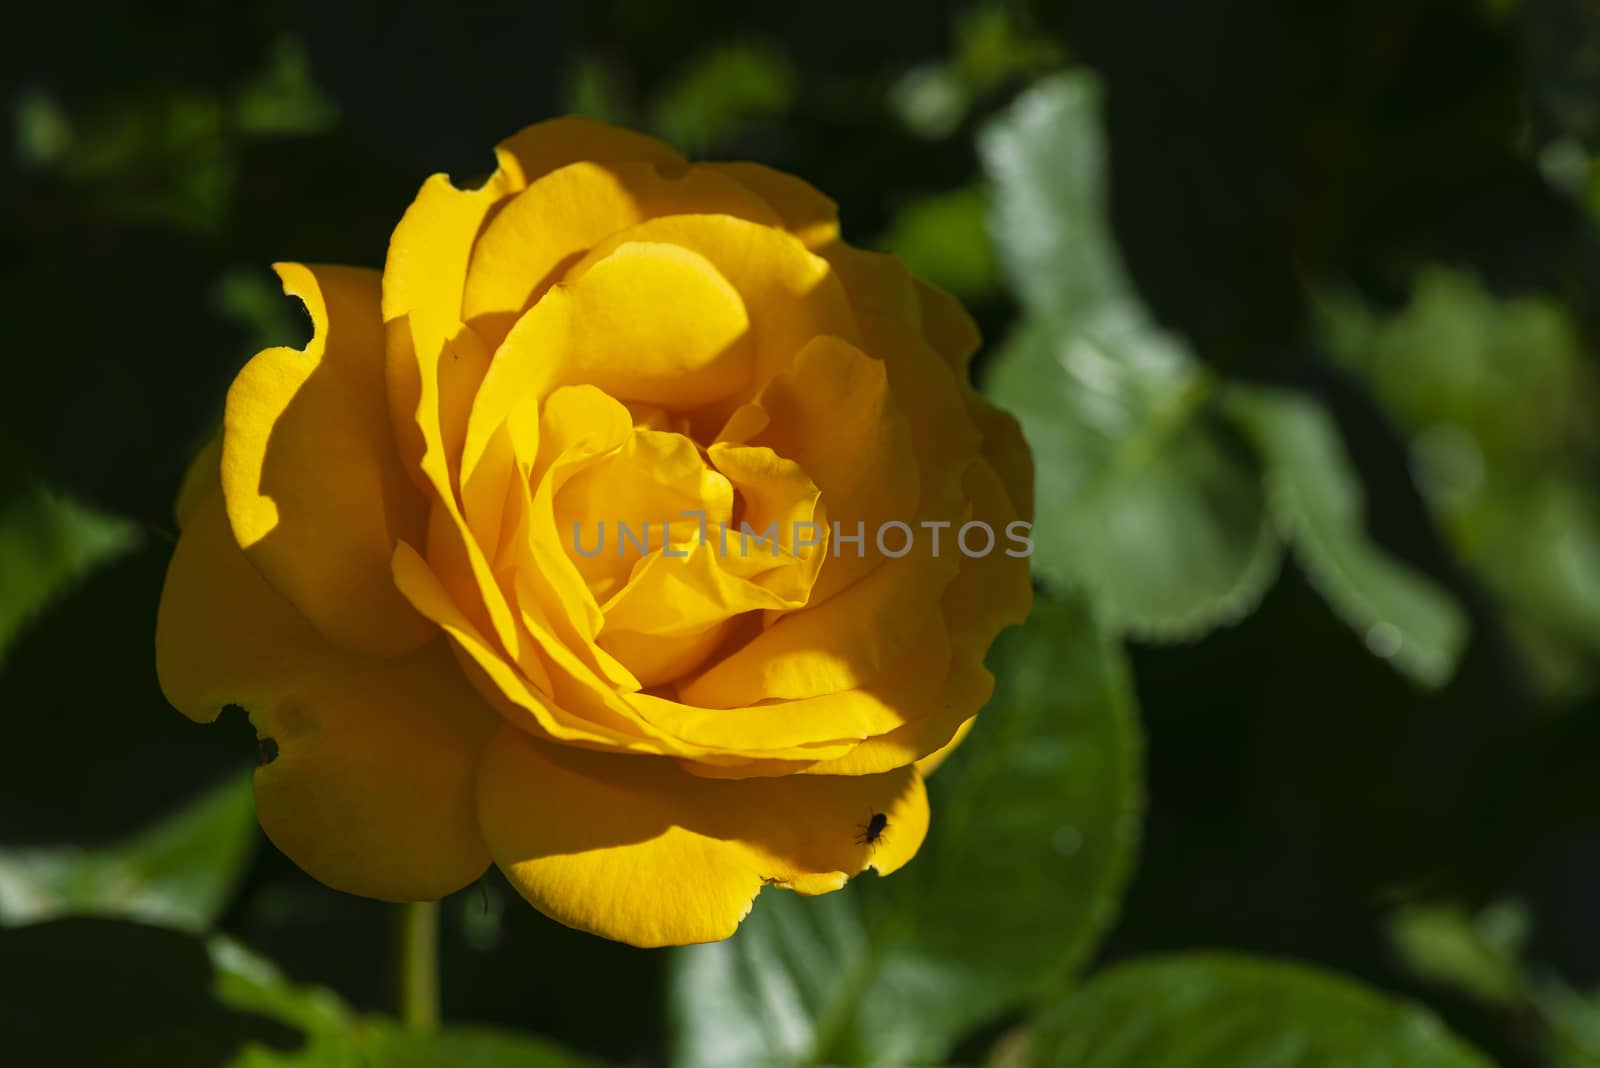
[396,900,440,1033]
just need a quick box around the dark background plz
[3,1,1598,1065]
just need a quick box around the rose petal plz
[461,161,777,346]
[156,493,496,900]
[221,263,432,657]
[477,725,928,947]
[706,161,840,248]
[915,276,982,371]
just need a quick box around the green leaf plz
[0,478,141,663]
[1225,386,1469,687]
[879,184,996,300]
[1316,269,1600,695]
[980,72,1131,320]
[1387,900,1530,1006]
[980,73,1281,638]
[212,937,605,1067]
[651,44,794,155]
[0,771,256,933]
[669,595,1143,1066]
[985,319,1281,640]
[234,36,338,137]
[1029,953,1497,1068]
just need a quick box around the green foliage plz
[1320,270,1600,694]
[11,34,338,234]
[235,38,339,138]
[1388,900,1530,1006]
[0,477,140,664]
[879,184,996,300]
[214,937,603,1067]
[651,44,795,155]
[9,3,1600,1063]
[669,595,1142,1066]
[1226,387,1470,686]
[1027,953,1497,1068]
[981,73,1467,684]
[1387,899,1600,1067]
[889,3,1063,140]
[0,772,256,932]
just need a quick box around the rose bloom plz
[156,118,1033,947]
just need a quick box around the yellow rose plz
[156,118,1033,947]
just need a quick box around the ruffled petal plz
[915,277,981,371]
[461,240,752,529]
[966,391,1036,523]
[156,493,496,900]
[706,161,840,248]
[461,161,777,346]
[567,213,859,424]
[746,334,920,603]
[383,117,683,484]
[492,116,686,188]
[221,263,432,657]
[821,243,922,330]
[477,725,928,947]
[636,614,952,755]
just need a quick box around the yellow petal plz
[567,213,859,425]
[556,426,733,603]
[966,391,1036,523]
[706,161,840,247]
[804,461,1032,777]
[801,651,994,777]
[634,614,952,754]
[915,713,977,778]
[173,433,221,529]
[492,116,686,188]
[702,441,826,601]
[461,161,777,346]
[821,242,922,330]
[392,538,642,749]
[477,725,928,946]
[676,517,960,707]
[222,263,432,657]
[915,277,981,371]
[462,240,752,515]
[156,493,497,900]
[942,458,1034,658]
[383,117,680,483]
[384,178,512,488]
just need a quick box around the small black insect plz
[856,812,888,847]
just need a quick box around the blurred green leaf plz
[1027,953,1497,1067]
[880,184,996,300]
[987,319,1280,639]
[669,595,1142,1066]
[1539,982,1600,1068]
[236,37,339,137]
[0,772,255,932]
[0,479,140,663]
[1387,900,1531,1005]
[1318,269,1600,694]
[213,936,604,1067]
[980,73,1130,320]
[890,5,1063,140]
[952,4,1065,94]
[889,65,969,140]
[13,88,72,167]
[565,55,633,126]
[652,43,794,154]
[1225,387,1469,687]
[981,73,1282,639]
[1386,898,1600,1068]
